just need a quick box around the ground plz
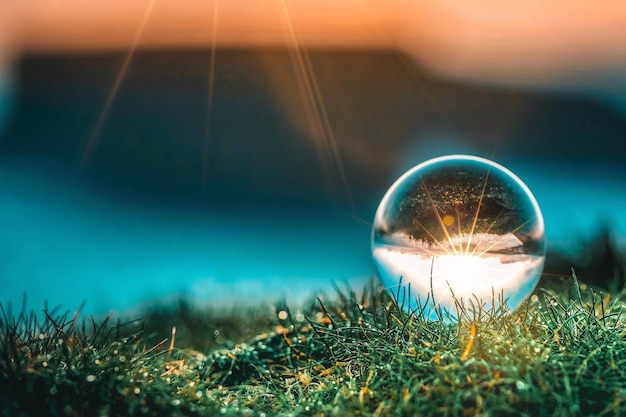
[2,266,626,417]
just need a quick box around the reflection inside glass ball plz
[372,155,546,322]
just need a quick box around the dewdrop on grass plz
[372,155,546,322]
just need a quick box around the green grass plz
[3,272,626,417]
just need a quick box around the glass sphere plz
[372,155,545,322]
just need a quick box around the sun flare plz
[434,254,485,285]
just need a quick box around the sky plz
[1,49,625,317]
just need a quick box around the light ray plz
[456,205,462,251]
[419,177,459,256]
[277,0,330,191]
[202,0,219,188]
[404,210,457,257]
[302,50,355,213]
[397,54,446,122]
[472,217,535,258]
[469,205,506,255]
[335,208,372,229]
[465,166,491,255]
[277,0,354,212]
[80,0,157,166]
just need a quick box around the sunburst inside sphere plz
[372,155,546,322]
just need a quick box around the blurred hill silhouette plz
[2,49,625,204]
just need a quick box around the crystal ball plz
[372,155,546,322]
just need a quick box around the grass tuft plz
[3,274,626,416]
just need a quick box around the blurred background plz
[1,1,625,316]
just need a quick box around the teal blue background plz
[1,50,625,316]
